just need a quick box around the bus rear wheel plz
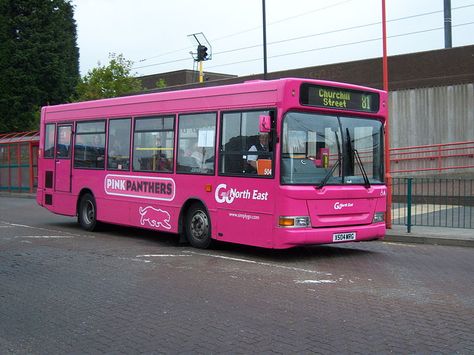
[78,193,98,231]
[185,203,212,249]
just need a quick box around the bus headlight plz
[373,212,385,223]
[279,216,310,228]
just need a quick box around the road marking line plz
[184,250,332,276]
[295,279,337,284]
[0,221,88,237]
[3,222,46,229]
[136,254,191,258]
[382,242,419,247]
[122,257,152,263]
[14,235,74,239]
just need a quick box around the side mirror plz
[259,115,271,133]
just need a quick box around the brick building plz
[139,45,474,92]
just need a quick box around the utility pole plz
[262,0,268,80]
[382,0,392,229]
[444,0,452,48]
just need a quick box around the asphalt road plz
[1,197,473,354]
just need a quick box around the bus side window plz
[177,113,216,175]
[107,118,131,171]
[219,110,274,177]
[44,124,55,158]
[74,120,106,169]
[132,116,174,173]
[56,125,72,159]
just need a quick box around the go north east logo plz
[215,183,269,204]
[104,174,175,201]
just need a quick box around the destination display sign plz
[300,83,380,113]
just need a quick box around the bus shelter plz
[0,131,39,193]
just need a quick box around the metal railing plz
[390,140,474,174]
[392,177,474,231]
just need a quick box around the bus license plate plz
[333,232,356,242]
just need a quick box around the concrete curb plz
[0,192,36,199]
[384,234,474,248]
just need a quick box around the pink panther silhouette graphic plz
[139,206,171,229]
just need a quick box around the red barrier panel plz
[390,141,474,174]
[0,131,39,192]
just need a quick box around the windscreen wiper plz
[316,155,340,189]
[346,128,371,189]
[353,148,371,188]
[316,129,341,189]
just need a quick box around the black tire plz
[185,203,212,249]
[78,193,98,231]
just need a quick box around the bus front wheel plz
[78,193,98,231]
[185,203,212,249]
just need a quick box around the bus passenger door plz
[54,124,72,192]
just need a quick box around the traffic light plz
[197,45,208,61]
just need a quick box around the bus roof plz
[42,78,386,121]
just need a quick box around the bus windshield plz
[281,111,384,186]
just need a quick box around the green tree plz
[0,0,79,132]
[155,78,167,89]
[75,53,143,101]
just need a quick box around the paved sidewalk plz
[1,191,473,248]
[385,224,474,248]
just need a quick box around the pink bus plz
[37,78,387,249]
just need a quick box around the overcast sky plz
[71,0,474,77]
